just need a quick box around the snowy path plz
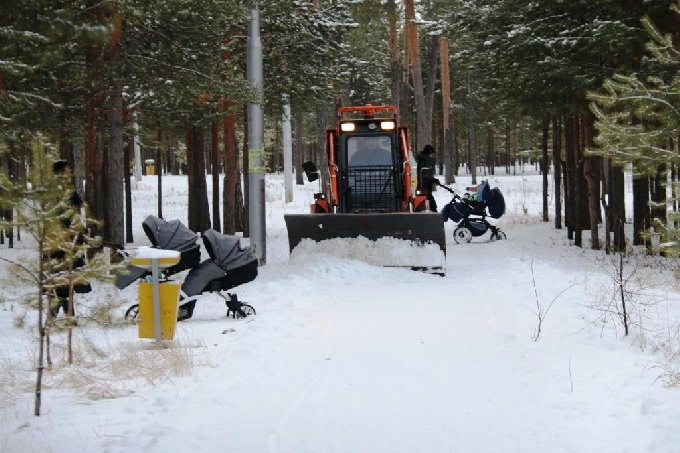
[3,215,680,452]
[88,223,678,452]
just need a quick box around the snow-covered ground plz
[1,167,680,453]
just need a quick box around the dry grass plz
[649,321,680,388]
[0,357,34,408]
[0,329,212,404]
[653,361,680,388]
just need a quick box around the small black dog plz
[226,293,256,319]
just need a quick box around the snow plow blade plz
[284,213,446,275]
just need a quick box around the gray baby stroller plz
[117,215,257,321]
[176,228,258,320]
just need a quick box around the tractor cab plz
[332,106,404,213]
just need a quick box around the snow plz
[290,236,446,268]
[134,246,181,260]
[2,168,680,453]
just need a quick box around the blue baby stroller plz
[440,180,507,243]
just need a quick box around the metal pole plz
[282,93,293,203]
[133,113,142,182]
[151,258,161,345]
[247,3,266,265]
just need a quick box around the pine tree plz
[589,1,680,254]
[589,6,680,174]
[0,138,127,415]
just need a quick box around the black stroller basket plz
[115,215,200,290]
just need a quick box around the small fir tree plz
[0,136,126,415]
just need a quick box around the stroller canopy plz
[203,229,256,272]
[142,215,198,252]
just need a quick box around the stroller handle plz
[439,184,457,195]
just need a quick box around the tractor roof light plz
[340,122,355,132]
[380,121,396,130]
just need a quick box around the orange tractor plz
[284,104,446,274]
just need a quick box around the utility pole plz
[282,93,293,203]
[247,2,266,264]
[133,113,142,182]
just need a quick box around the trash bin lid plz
[132,246,180,269]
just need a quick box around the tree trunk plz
[211,122,221,232]
[1,153,17,246]
[651,164,667,228]
[84,0,105,235]
[105,19,124,246]
[424,34,439,147]
[610,162,626,252]
[316,104,329,190]
[403,0,430,150]
[294,109,304,185]
[467,73,477,184]
[542,114,549,222]
[565,116,575,240]
[552,116,562,229]
[156,129,163,218]
[124,134,133,243]
[439,37,455,182]
[223,104,237,235]
[35,252,46,416]
[387,0,400,111]
[106,82,124,245]
[632,171,650,246]
[673,138,678,228]
[601,157,611,253]
[582,110,600,249]
[486,126,494,175]
[186,126,211,233]
[573,113,584,247]
[84,49,103,232]
[242,106,249,236]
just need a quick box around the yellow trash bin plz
[144,159,155,175]
[137,281,180,340]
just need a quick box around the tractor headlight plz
[341,122,355,132]
[380,121,395,130]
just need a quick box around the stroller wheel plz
[453,226,473,244]
[226,303,257,319]
[124,304,139,321]
[491,229,507,241]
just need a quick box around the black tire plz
[491,230,507,241]
[124,304,139,321]
[226,302,256,319]
[453,226,473,244]
[241,304,256,316]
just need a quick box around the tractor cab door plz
[341,134,399,213]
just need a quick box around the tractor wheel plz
[453,226,473,244]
